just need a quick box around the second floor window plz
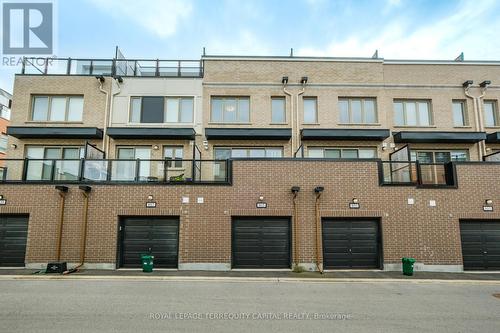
[164,146,183,168]
[484,101,499,127]
[271,97,286,123]
[211,97,250,123]
[452,100,468,126]
[130,97,194,123]
[338,98,377,124]
[31,95,84,122]
[303,97,318,123]
[394,100,432,126]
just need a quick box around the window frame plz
[393,99,433,127]
[338,97,378,124]
[483,100,499,127]
[128,96,195,124]
[210,96,251,123]
[30,95,84,122]
[271,96,286,124]
[410,149,469,162]
[0,134,8,153]
[452,100,468,127]
[213,147,284,158]
[307,147,378,159]
[163,145,184,168]
[25,145,84,159]
[303,96,318,124]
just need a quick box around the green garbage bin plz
[141,254,154,273]
[402,257,416,276]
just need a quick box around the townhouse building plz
[0,89,12,165]
[0,55,499,271]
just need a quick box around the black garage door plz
[0,215,29,267]
[322,219,380,269]
[460,220,500,270]
[120,217,179,268]
[232,217,291,268]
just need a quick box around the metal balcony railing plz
[0,159,230,185]
[484,151,500,162]
[378,161,456,187]
[21,57,204,78]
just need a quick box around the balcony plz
[0,159,230,185]
[21,57,204,78]
[379,161,456,187]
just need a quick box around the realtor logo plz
[2,2,53,54]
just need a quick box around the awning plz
[106,127,195,139]
[205,128,292,140]
[301,129,390,141]
[486,132,500,143]
[393,131,486,143]
[6,126,103,139]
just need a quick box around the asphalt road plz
[0,279,499,332]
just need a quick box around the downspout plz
[296,85,305,154]
[314,187,324,273]
[477,85,488,159]
[464,84,485,160]
[291,187,300,269]
[283,84,293,155]
[105,79,121,155]
[98,79,110,154]
[55,190,67,261]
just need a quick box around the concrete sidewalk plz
[1,268,500,281]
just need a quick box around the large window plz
[164,146,183,168]
[31,95,84,121]
[25,146,83,181]
[307,147,377,159]
[410,150,469,163]
[129,97,194,123]
[452,100,468,126]
[271,97,286,123]
[214,147,283,159]
[394,100,432,126]
[484,101,499,127]
[211,97,250,123]
[303,97,318,123]
[115,147,151,181]
[339,98,377,124]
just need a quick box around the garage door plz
[120,217,179,268]
[322,219,380,269]
[460,220,500,270]
[0,215,29,267]
[232,217,291,269]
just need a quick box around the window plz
[271,97,286,123]
[484,101,499,127]
[393,100,432,126]
[0,105,11,120]
[129,97,194,124]
[115,147,151,181]
[211,97,250,123]
[31,95,83,122]
[338,98,377,124]
[25,146,83,181]
[214,147,283,159]
[164,146,183,168]
[452,100,468,126]
[0,134,8,153]
[307,147,377,159]
[303,97,317,123]
[410,150,469,163]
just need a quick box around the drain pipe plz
[464,80,490,160]
[314,186,324,273]
[296,78,307,154]
[291,186,300,268]
[282,77,294,153]
[64,186,92,274]
[55,186,69,261]
[97,76,110,154]
[105,77,122,155]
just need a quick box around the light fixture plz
[462,80,473,88]
[202,140,209,150]
[95,75,105,83]
[314,186,324,193]
[153,145,159,150]
[55,185,68,192]
[382,142,388,151]
[148,195,154,201]
[479,80,491,88]
[258,195,264,201]
[291,186,300,194]
[485,199,493,205]
[79,185,92,193]
[114,75,123,83]
[10,143,17,149]
[352,198,359,204]
[282,76,289,85]
[300,76,308,85]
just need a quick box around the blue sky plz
[1,0,500,92]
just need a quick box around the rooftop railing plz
[21,57,204,78]
[0,159,230,185]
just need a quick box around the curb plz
[1,275,500,284]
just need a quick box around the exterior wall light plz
[153,145,159,150]
[462,80,473,88]
[282,76,288,85]
[352,198,359,204]
[55,185,68,192]
[291,186,300,194]
[258,195,265,201]
[10,143,17,149]
[147,195,154,201]
[314,186,324,193]
[485,199,493,205]
[479,80,491,88]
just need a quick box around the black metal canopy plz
[106,127,195,139]
[486,132,500,143]
[205,128,292,140]
[6,126,103,139]
[301,128,390,141]
[393,131,486,143]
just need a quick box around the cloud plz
[86,0,192,38]
[296,0,500,59]
[206,30,273,55]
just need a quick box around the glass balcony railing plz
[0,159,230,184]
[379,161,456,187]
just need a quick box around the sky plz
[1,0,500,93]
